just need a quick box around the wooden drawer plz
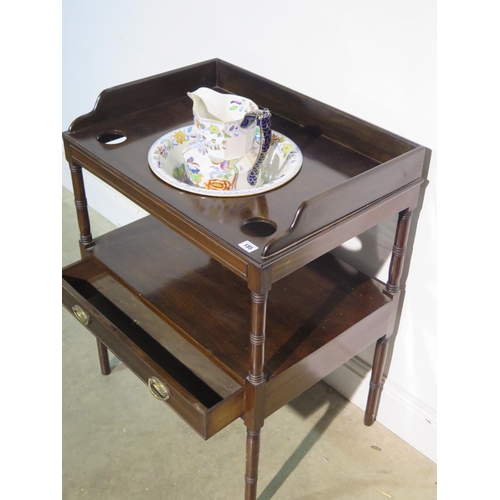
[62,258,244,440]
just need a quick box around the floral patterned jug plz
[182,87,272,191]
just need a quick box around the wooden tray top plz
[63,59,426,267]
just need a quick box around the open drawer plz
[62,258,245,440]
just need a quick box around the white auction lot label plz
[238,241,259,253]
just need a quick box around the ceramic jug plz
[183,87,272,191]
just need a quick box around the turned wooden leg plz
[69,163,110,376]
[96,338,111,375]
[244,291,268,500]
[364,209,413,426]
[245,429,261,500]
[364,336,390,425]
[386,209,413,295]
[69,164,94,253]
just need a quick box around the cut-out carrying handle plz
[240,108,272,187]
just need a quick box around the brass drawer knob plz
[72,305,91,326]
[148,377,170,401]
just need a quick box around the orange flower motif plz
[205,179,232,191]
[173,130,187,144]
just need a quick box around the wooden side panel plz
[262,147,427,258]
[267,180,422,281]
[217,60,417,162]
[68,59,217,133]
[264,299,397,417]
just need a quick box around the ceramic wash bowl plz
[148,125,302,197]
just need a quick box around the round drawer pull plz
[72,305,91,326]
[148,377,170,401]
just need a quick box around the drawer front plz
[62,266,244,439]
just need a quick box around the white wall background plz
[62,0,437,462]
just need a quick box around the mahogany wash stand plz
[62,59,429,499]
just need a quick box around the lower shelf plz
[63,215,396,435]
[90,216,393,383]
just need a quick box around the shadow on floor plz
[258,383,350,500]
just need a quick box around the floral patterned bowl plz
[148,125,302,197]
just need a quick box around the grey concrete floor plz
[62,187,436,499]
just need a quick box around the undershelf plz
[87,215,393,385]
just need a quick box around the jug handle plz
[240,108,272,187]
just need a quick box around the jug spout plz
[187,88,222,121]
[187,87,259,123]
